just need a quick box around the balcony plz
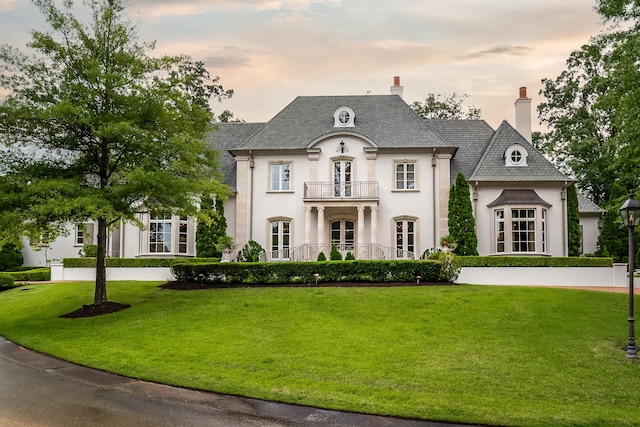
[303,181,379,201]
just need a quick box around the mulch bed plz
[160,281,448,290]
[60,302,131,318]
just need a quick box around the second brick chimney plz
[390,76,404,99]
[514,87,532,142]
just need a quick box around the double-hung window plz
[395,162,415,190]
[271,163,291,191]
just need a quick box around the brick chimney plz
[390,76,403,99]
[514,86,532,142]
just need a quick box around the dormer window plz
[505,144,528,167]
[334,106,355,127]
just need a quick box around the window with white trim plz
[395,218,416,259]
[74,223,94,246]
[271,163,291,191]
[395,162,416,190]
[150,215,172,253]
[178,216,188,254]
[495,210,505,253]
[511,208,536,252]
[270,219,291,259]
[505,144,528,166]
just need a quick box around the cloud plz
[456,45,535,60]
[127,0,342,17]
[0,0,15,12]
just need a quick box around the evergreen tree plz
[447,173,478,256]
[196,195,229,258]
[0,243,23,272]
[567,185,582,256]
[597,182,628,261]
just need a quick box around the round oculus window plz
[338,110,350,125]
[510,149,522,164]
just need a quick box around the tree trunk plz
[94,217,108,305]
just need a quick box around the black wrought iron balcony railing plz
[303,181,379,200]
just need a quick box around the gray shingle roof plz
[469,120,571,182]
[425,120,495,185]
[578,193,605,214]
[204,122,265,191]
[233,95,451,150]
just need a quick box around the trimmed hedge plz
[458,256,613,268]
[171,260,443,285]
[0,273,14,289]
[64,257,221,268]
[5,268,51,282]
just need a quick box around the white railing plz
[258,244,415,262]
[303,181,379,200]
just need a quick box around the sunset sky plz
[0,0,605,130]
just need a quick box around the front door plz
[331,220,355,251]
[333,160,352,197]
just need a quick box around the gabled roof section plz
[578,193,605,214]
[233,95,451,150]
[469,120,570,182]
[204,122,265,191]
[425,119,495,185]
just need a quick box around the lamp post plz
[619,194,640,359]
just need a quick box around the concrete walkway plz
[0,336,469,427]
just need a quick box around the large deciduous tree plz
[0,0,231,306]
[410,93,481,120]
[536,0,640,204]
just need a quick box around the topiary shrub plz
[317,251,327,261]
[330,245,342,261]
[0,243,23,272]
[345,251,355,260]
[0,273,15,289]
[236,240,265,262]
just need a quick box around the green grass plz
[0,282,639,426]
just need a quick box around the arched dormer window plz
[505,144,528,167]
[333,106,355,127]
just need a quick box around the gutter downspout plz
[432,149,437,249]
[561,181,570,257]
[249,151,255,242]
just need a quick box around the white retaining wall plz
[457,263,628,287]
[50,264,175,282]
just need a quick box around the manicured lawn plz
[0,281,638,426]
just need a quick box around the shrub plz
[78,244,98,257]
[330,245,342,261]
[427,251,461,282]
[0,243,23,272]
[236,240,265,262]
[0,273,15,289]
[317,251,327,261]
[345,252,355,260]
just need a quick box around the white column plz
[371,206,378,245]
[304,207,312,245]
[317,206,325,249]
[357,206,365,249]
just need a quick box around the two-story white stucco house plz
[209,79,601,261]
[20,78,603,266]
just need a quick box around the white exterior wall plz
[21,231,81,267]
[241,135,442,256]
[580,214,601,255]
[474,183,567,256]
